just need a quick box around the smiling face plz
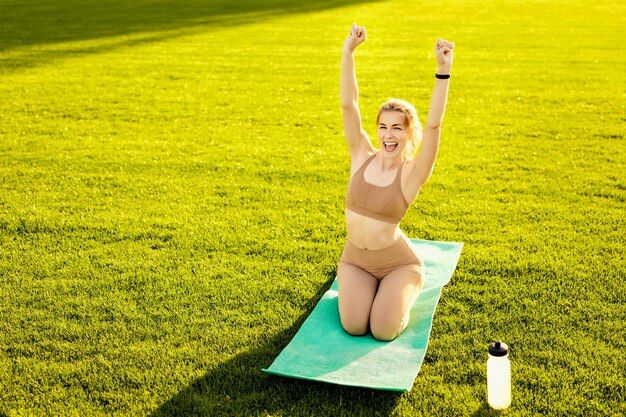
[376,99,422,161]
[377,111,410,159]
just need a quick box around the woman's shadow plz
[150,272,403,416]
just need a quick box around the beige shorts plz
[339,236,425,281]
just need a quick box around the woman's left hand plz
[435,38,454,73]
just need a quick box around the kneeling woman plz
[338,24,454,341]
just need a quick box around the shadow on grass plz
[471,402,507,416]
[150,271,403,416]
[1,0,380,72]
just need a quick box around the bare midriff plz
[345,208,404,250]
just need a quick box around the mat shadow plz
[150,272,403,416]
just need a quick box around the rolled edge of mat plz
[261,368,411,392]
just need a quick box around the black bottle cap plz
[489,340,509,357]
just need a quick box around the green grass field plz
[1,0,624,415]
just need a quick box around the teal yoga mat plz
[262,239,463,391]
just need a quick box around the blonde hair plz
[376,98,422,160]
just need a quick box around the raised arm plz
[410,38,455,186]
[341,24,373,158]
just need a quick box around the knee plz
[370,325,398,342]
[341,319,369,336]
[370,315,407,342]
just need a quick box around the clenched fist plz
[435,38,454,73]
[343,23,367,53]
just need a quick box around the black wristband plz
[435,73,451,79]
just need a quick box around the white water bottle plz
[487,340,511,409]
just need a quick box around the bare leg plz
[337,262,379,336]
[369,268,423,341]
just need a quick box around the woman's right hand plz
[343,23,366,53]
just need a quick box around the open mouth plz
[383,141,398,152]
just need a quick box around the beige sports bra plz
[345,152,410,224]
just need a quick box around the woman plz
[338,23,454,341]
